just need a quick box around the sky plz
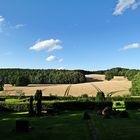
[0,0,140,71]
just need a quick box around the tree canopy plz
[131,72,140,96]
[0,69,86,85]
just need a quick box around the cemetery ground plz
[1,110,140,140]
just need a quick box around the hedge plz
[0,101,112,112]
[125,101,140,110]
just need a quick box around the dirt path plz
[87,119,98,140]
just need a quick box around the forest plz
[0,69,86,86]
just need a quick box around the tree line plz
[0,69,86,87]
[104,67,139,81]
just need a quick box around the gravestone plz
[16,120,29,133]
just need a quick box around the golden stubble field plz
[1,74,132,97]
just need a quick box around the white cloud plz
[113,0,140,15]
[30,39,63,52]
[46,55,63,63]
[0,16,5,32]
[46,55,58,62]
[58,58,63,62]
[12,24,25,29]
[57,67,64,70]
[121,43,140,50]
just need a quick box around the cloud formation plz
[46,55,63,62]
[0,16,5,32]
[58,58,63,62]
[121,43,140,50]
[113,0,140,15]
[12,24,25,29]
[30,39,63,52]
[46,55,58,62]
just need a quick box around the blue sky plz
[0,0,140,70]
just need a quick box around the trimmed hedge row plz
[0,102,29,112]
[1,100,140,111]
[125,101,140,110]
[0,101,112,112]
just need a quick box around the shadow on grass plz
[0,111,90,140]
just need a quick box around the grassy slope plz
[91,110,140,140]
[0,111,90,140]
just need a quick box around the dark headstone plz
[83,111,90,120]
[16,120,29,133]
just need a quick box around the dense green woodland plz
[0,69,86,86]
[104,67,140,81]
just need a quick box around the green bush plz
[0,78,4,91]
[105,71,114,80]
[0,101,113,112]
[29,96,34,116]
[95,92,105,102]
[34,90,42,101]
[125,101,140,110]
[15,76,30,86]
[131,72,140,96]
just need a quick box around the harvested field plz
[85,74,105,82]
[1,75,132,97]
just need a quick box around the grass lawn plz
[0,111,90,140]
[91,110,140,140]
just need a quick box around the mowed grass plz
[91,110,140,140]
[0,111,90,140]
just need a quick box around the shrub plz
[34,90,42,101]
[29,96,34,116]
[95,92,105,102]
[0,101,113,112]
[131,72,140,96]
[105,71,114,80]
[36,98,42,116]
[15,76,30,86]
[125,101,140,110]
[0,78,4,91]
[34,90,42,116]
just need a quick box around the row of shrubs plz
[2,95,140,101]
[1,100,140,112]
[0,101,113,112]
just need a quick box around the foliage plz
[0,78,4,91]
[125,101,140,110]
[125,70,139,80]
[34,90,42,101]
[105,67,129,80]
[105,67,139,81]
[0,68,86,85]
[95,92,105,102]
[105,71,114,80]
[15,76,30,86]
[131,72,140,96]
[0,100,113,112]
[36,91,42,116]
[29,96,34,116]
